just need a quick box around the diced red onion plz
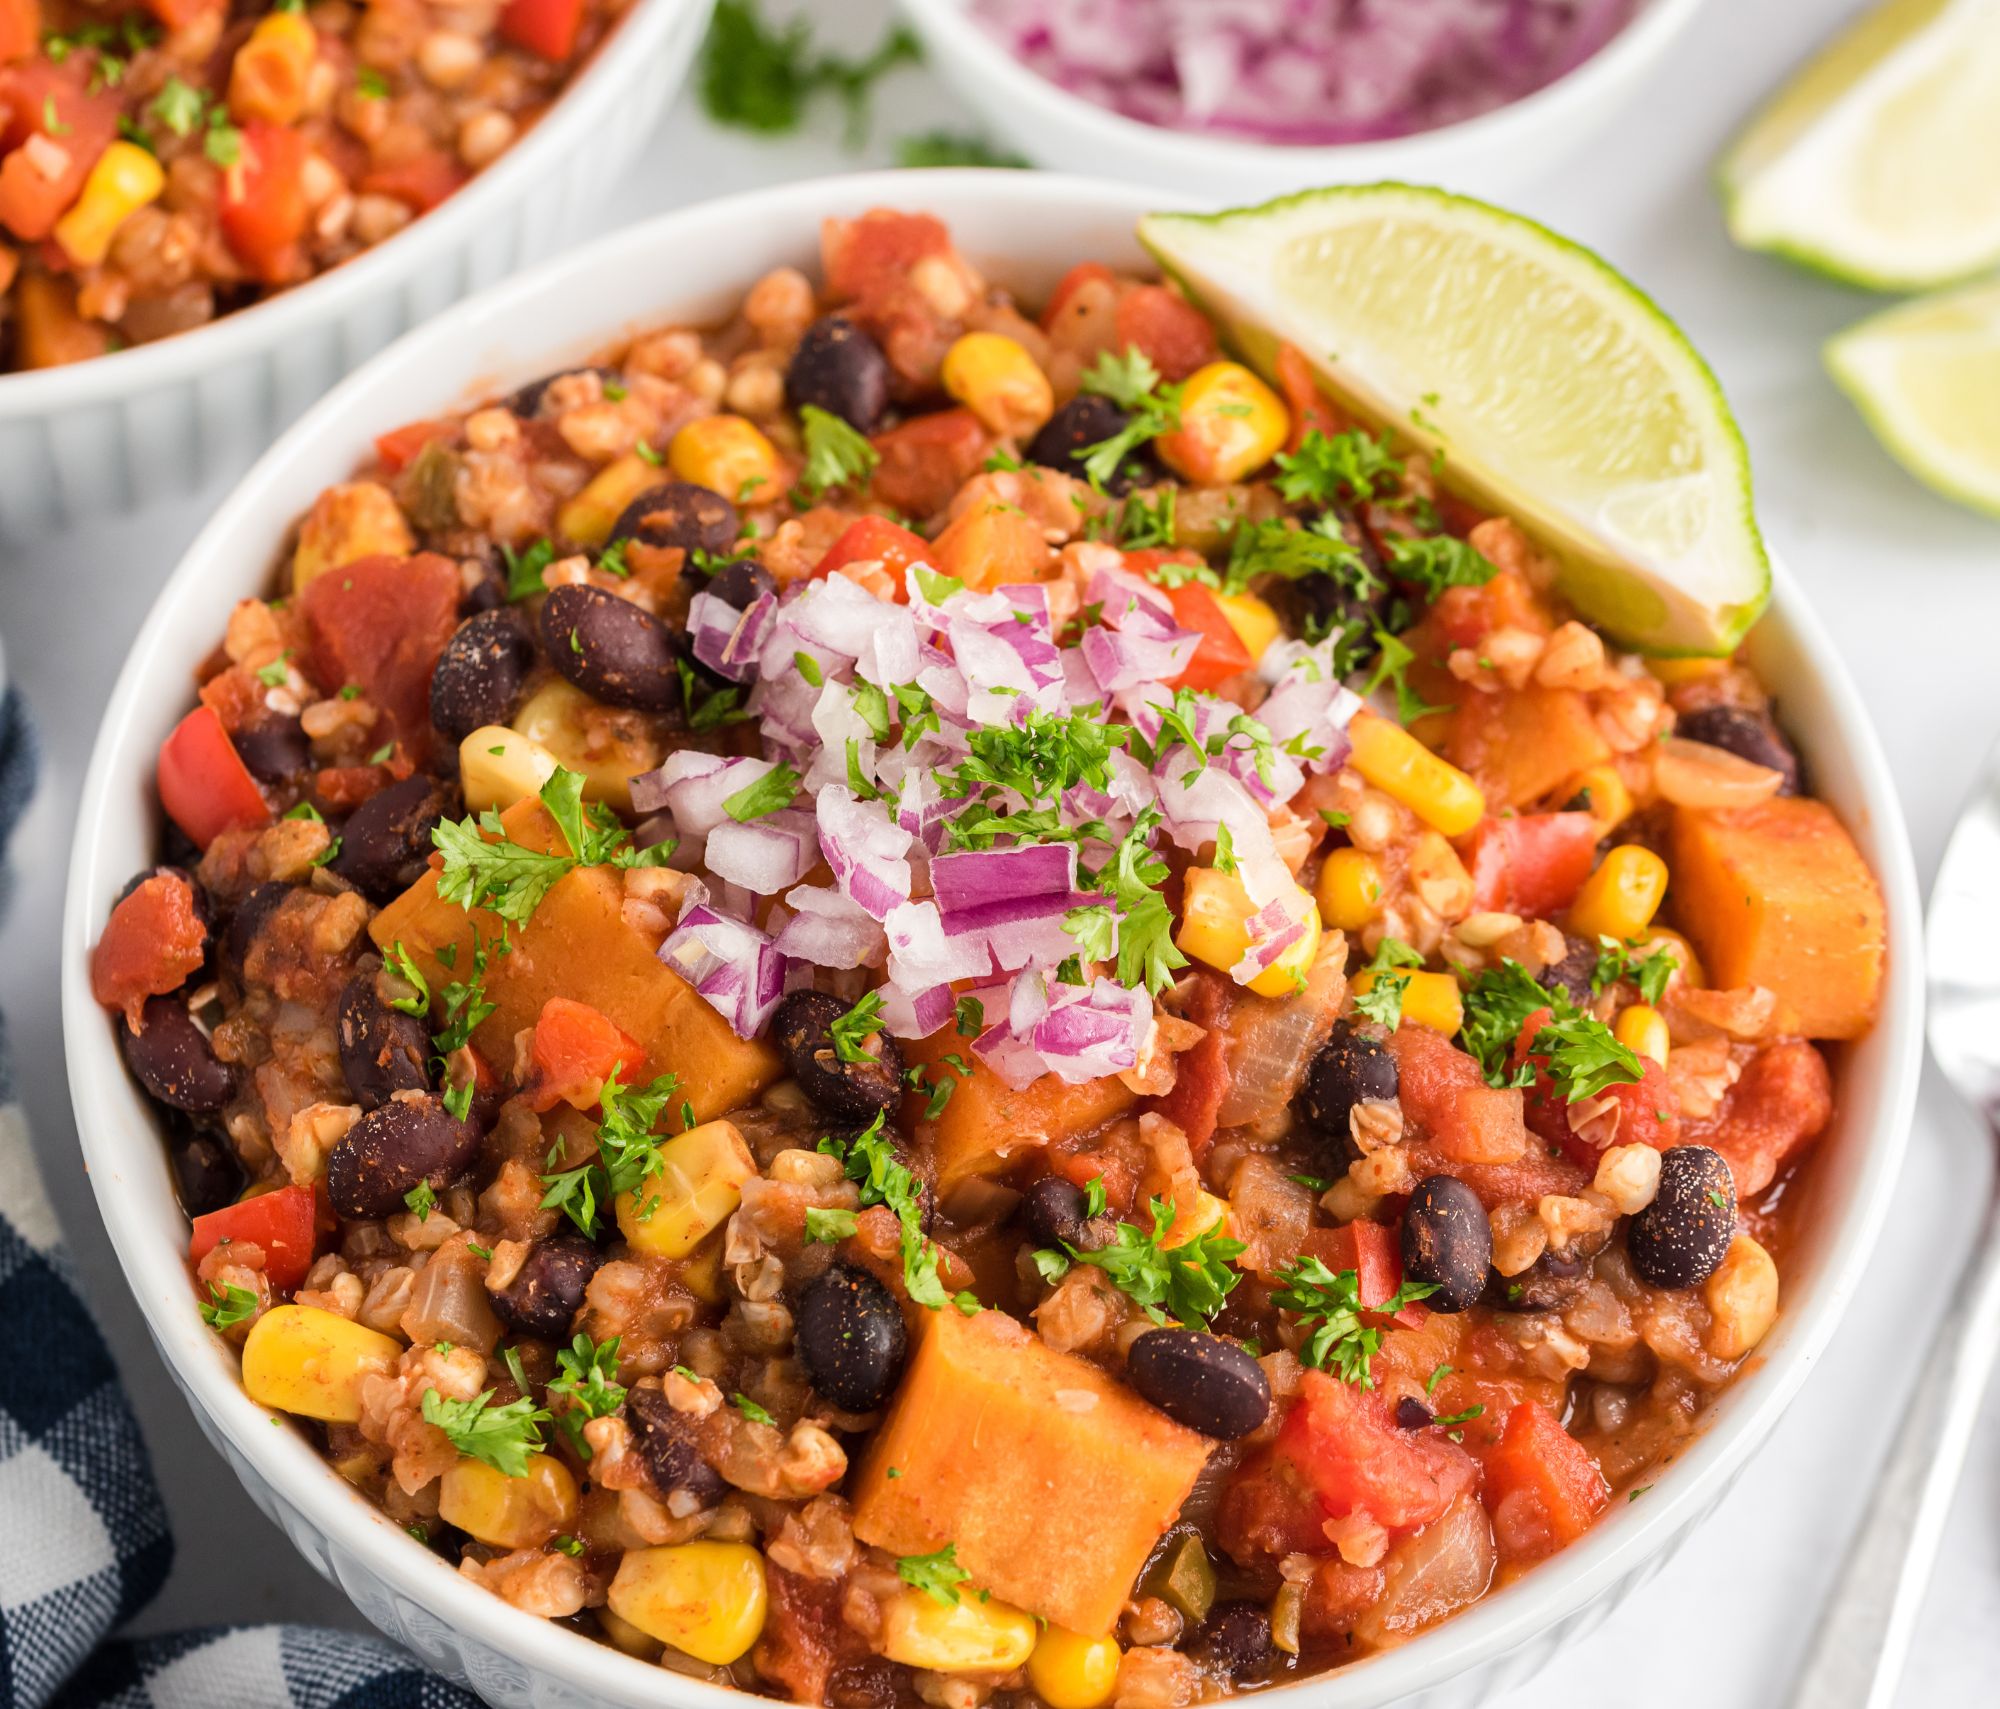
[689,588,776,683]
[1230,893,1309,986]
[630,752,774,843]
[1081,622,1199,695]
[704,809,817,896]
[773,883,887,970]
[659,902,788,1038]
[879,980,957,1039]
[787,572,923,686]
[817,785,915,921]
[1088,562,1179,636]
[931,842,1078,914]
[885,899,996,989]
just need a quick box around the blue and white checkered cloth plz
[0,695,483,1709]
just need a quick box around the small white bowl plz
[893,0,1706,202]
[0,0,712,537]
[63,171,1922,1709]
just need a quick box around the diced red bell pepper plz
[1161,581,1254,691]
[0,64,117,241]
[869,408,991,520]
[189,1183,318,1294]
[91,871,208,1029]
[1480,1401,1609,1562]
[374,419,452,474]
[1275,342,1342,452]
[1464,812,1600,919]
[359,148,466,215]
[219,120,311,285]
[1276,1368,1478,1535]
[814,515,929,601]
[499,0,586,59]
[524,997,645,1112]
[0,0,38,64]
[1112,283,1217,382]
[1298,1221,1428,1330]
[1040,260,1114,331]
[298,551,461,764]
[158,705,271,851]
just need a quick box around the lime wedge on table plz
[1720,0,2000,291]
[1140,186,1769,657]
[1826,277,2000,516]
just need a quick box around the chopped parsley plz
[501,537,556,601]
[1032,1195,1244,1328]
[403,1183,436,1221]
[819,1112,955,1310]
[149,75,205,136]
[255,651,293,687]
[829,990,886,1063]
[1384,534,1498,600]
[954,996,984,1038]
[355,67,391,100]
[795,404,880,501]
[597,539,631,579]
[1269,1257,1435,1387]
[699,0,917,145]
[1457,960,1644,1103]
[198,1281,259,1331]
[1351,937,1425,1029]
[381,941,431,1016]
[421,1387,548,1478]
[1271,427,1402,508]
[1362,628,1449,726]
[1115,488,1178,550]
[1075,348,1182,489]
[895,130,1028,169]
[897,1543,972,1606]
[1222,513,1375,600]
[732,1393,775,1426]
[1591,936,1678,1005]
[721,760,801,822]
[1065,807,1186,996]
[547,1333,626,1456]
[540,1066,685,1239]
[803,1205,860,1244]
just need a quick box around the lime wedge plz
[1721,0,2000,291]
[1140,186,1769,657]
[1826,276,2000,516]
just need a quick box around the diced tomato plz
[91,871,208,1029]
[1275,342,1342,451]
[1151,968,1231,1157]
[189,1184,318,1294]
[0,0,38,64]
[524,997,645,1112]
[1112,283,1217,381]
[499,0,586,57]
[1464,813,1600,918]
[1480,1401,1608,1562]
[1041,261,1114,331]
[930,501,1050,589]
[1277,1369,1478,1535]
[157,705,270,851]
[1701,1038,1833,1199]
[1298,1221,1427,1329]
[813,515,929,601]
[0,64,117,241]
[1423,570,1547,651]
[824,208,952,307]
[1161,581,1254,690]
[374,419,452,474]
[298,551,461,763]
[219,120,311,285]
[869,408,991,519]
[359,148,466,215]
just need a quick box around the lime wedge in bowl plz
[1720,0,2000,292]
[1140,185,1769,656]
[1827,276,2000,516]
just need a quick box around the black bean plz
[1394,1396,1434,1431]
[771,989,905,1122]
[1489,1237,1601,1313]
[325,1094,480,1219]
[332,776,451,902]
[1023,1175,1087,1250]
[1189,1602,1273,1678]
[625,1386,727,1507]
[1629,1145,1736,1290]
[1676,705,1802,795]
[122,995,235,1113]
[508,363,619,419]
[1027,393,1151,494]
[489,1235,602,1340]
[1542,934,1601,1008]
[430,609,536,744]
[1299,1020,1398,1159]
[222,881,289,985]
[338,967,432,1108]
[459,566,507,617]
[167,1120,245,1218]
[610,481,740,561]
[701,558,777,612]
[796,1262,908,1412]
[540,583,683,713]
[233,717,311,786]
[1282,505,1390,660]
[1125,1329,1271,1440]
[1402,1175,1491,1313]
[784,317,891,433]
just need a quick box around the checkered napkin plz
[0,694,481,1708]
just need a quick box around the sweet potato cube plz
[849,1308,1210,1635]
[901,1024,1136,1194]
[368,800,779,1119]
[1667,798,1885,1041]
[1446,687,1611,811]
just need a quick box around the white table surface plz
[4,0,1996,1700]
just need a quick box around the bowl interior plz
[60,171,1923,1709]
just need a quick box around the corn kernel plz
[1175,866,1321,998]
[879,1586,1038,1674]
[459,725,559,814]
[598,1606,662,1657]
[1029,1626,1123,1709]
[437,1452,578,1550]
[1704,1235,1779,1360]
[1212,590,1280,663]
[229,12,318,125]
[940,331,1054,438]
[1564,764,1632,833]
[668,416,781,507]
[512,677,663,814]
[1568,845,1669,944]
[1613,1003,1670,1066]
[1347,711,1485,837]
[1352,967,1463,1034]
[1315,847,1385,933]
[557,453,658,548]
[1162,1190,1229,1251]
[607,1541,768,1665]
[1156,361,1288,485]
[291,480,416,592]
[616,1120,758,1257]
[52,141,164,269]
[679,1230,727,1304]
[241,1304,402,1423]
[1647,656,1731,685]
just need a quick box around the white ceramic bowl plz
[62,171,1922,1709]
[0,0,712,538]
[893,0,1706,202]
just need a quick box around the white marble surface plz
[4,0,1996,1700]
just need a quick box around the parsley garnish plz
[501,537,556,601]
[356,67,390,100]
[1271,428,1402,508]
[1033,1196,1244,1327]
[699,0,917,145]
[547,1333,625,1456]
[721,760,800,821]
[795,404,880,501]
[732,1392,775,1426]
[421,1388,549,1478]
[1221,513,1375,599]
[1385,534,1498,600]
[198,1281,258,1331]
[1065,807,1187,996]
[540,1066,685,1238]
[1269,1257,1435,1387]
[403,1183,436,1221]
[897,1543,972,1606]
[1076,348,1182,488]
[597,539,631,579]
[819,1113,955,1309]
[1351,937,1425,1028]
[829,990,886,1063]
[255,651,293,687]
[1457,960,1644,1103]
[954,996,984,1038]
[895,130,1027,169]
[804,1206,860,1243]
[1591,936,1678,1005]
[1362,629,1448,725]
[382,941,431,1016]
